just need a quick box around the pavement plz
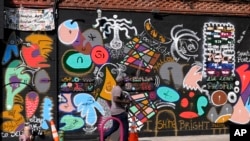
[138,134,229,141]
[108,127,230,141]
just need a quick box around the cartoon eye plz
[23,42,31,47]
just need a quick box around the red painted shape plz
[179,111,198,119]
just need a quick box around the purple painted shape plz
[134,60,142,66]
[31,49,40,57]
[241,83,250,104]
[16,123,25,131]
[137,113,144,120]
[99,117,124,141]
[10,76,21,91]
[137,44,147,52]
[28,92,38,100]
[40,78,50,83]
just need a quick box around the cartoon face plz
[221,63,233,76]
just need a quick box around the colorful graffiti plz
[2,9,250,141]
[1,33,55,139]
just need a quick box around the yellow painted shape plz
[215,114,231,123]
[132,37,139,43]
[100,67,116,100]
[25,33,53,58]
[1,104,25,132]
[142,100,149,105]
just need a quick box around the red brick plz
[5,0,250,16]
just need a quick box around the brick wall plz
[5,0,250,16]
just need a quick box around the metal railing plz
[99,117,124,141]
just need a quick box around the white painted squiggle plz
[170,25,200,62]
[93,63,127,86]
[93,13,137,50]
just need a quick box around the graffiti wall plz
[0,30,57,141]
[1,9,250,140]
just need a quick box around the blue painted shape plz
[66,53,92,69]
[64,19,79,29]
[156,86,180,102]
[245,96,250,113]
[73,93,104,126]
[2,44,19,65]
[197,96,208,116]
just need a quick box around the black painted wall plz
[1,8,250,141]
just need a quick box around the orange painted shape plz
[215,115,231,123]
[99,67,116,100]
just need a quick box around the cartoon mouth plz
[221,69,231,76]
[207,70,215,75]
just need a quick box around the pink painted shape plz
[25,92,39,119]
[183,65,202,92]
[59,93,75,112]
[99,117,124,141]
[229,98,250,124]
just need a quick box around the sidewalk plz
[139,134,229,141]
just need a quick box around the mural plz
[1,32,56,140]
[1,9,250,140]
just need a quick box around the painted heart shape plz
[25,91,39,119]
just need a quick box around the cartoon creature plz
[20,33,53,69]
[73,93,105,126]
